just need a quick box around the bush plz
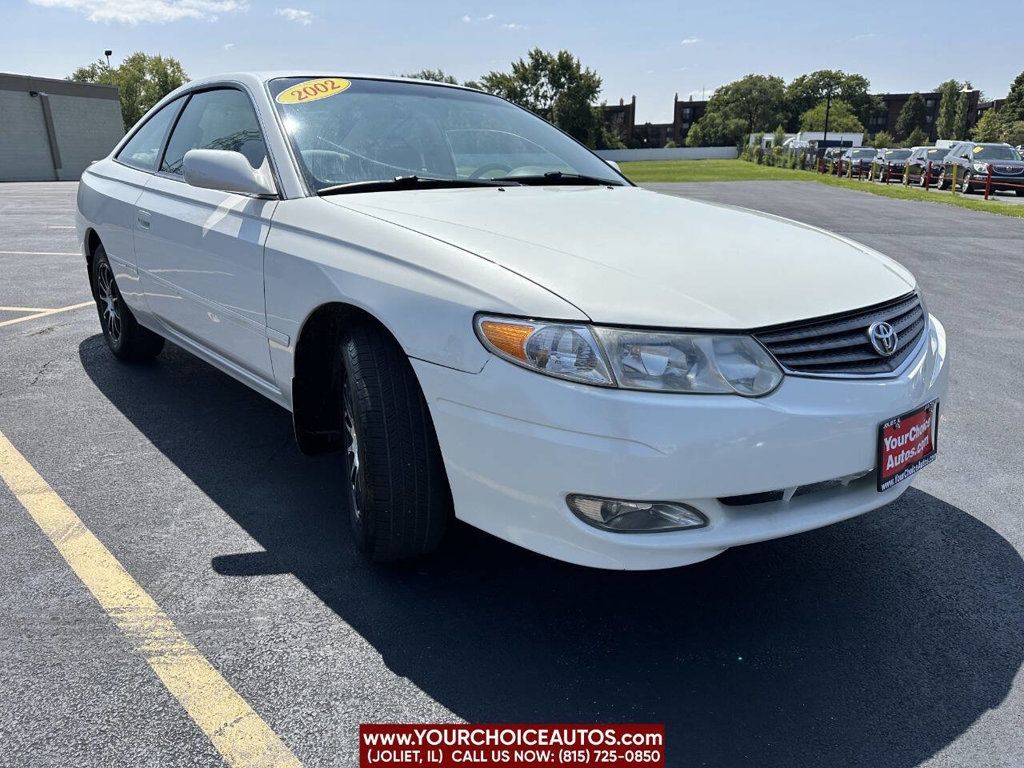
[904,127,928,148]
[754,145,764,164]
[874,130,896,148]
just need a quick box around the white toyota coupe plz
[76,73,948,569]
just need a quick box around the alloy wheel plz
[342,381,363,524]
[96,261,123,345]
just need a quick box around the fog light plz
[567,495,707,533]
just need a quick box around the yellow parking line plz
[0,301,94,328]
[0,431,303,768]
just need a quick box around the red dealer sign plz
[877,400,939,491]
[359,724,665,767]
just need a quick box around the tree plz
[403,69,459,84]
[952,92,971,140]
[799,99,864,132]
[708,74,787,138]
[70,52,188,130]
[684,110,747,147]
[935,79,961,139]
[972,109,1006,142]
[872,130,896,148]
[1003,120,1024,147]
[894,92,926,140]
[904,127,928,148]
[785,70,879,131]
[1002,69,1024,122]
[772,124,787,148]
[478,49,603,144]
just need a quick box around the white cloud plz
[501,22,526,30]
[852,32,874,40]
[28,0,247,23]
[680,36,701,45]
[274,6,312,24]
[461,12,494,22]
[223,42,234,50]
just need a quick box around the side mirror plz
[605,159,621,172]
[183,149,276,197]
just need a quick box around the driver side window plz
[161,89,268,176]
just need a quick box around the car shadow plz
[80,337,1023,768]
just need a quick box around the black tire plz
[961,174,975,194]
[340,322,450,562]
[1015,188,1024,197]
[936,173,947,190]
[91,246,164,362]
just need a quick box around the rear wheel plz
[91,246,164,362]
[340,322,450,562]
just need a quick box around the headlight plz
[973,162,989,173]
[475,316,783,396]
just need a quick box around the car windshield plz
[268,77,625,191]
[884,150,912,159]
[974,145,1022,161]
[850,149,877,158]
[925,148,948,157]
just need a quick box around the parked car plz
[939,142,1024,194]
[836,147,879,175]
[875,148,912,182]
[905,146,950,186]
[76,72,948,570]
[933,142,970,190]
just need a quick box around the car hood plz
[324,186,915,329]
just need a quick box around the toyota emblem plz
[868,321,898,357]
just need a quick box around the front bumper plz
[986,175,1024,190]
[414,317,948,569]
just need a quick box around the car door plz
[80,97,184,307]
[134,87,278,382]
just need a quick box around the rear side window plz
[161,89,267,176]
[116,99,181,171]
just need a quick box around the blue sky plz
[2,0,1020,123]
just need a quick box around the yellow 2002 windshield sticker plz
[973,146,984,153]
[276,78,350,105]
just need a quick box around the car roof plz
[183,71,481,94]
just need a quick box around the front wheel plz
[961,174,975,194]
[340,322,450,562]
[91,246,164,362]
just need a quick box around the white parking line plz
[0,250,80,256]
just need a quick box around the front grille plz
[754,292,926,376]
[994,165,1023,175]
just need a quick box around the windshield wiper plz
[490,171,625,187]
[317,175,515,196]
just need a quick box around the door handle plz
[137,210,151,230]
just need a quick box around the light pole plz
[821,86,835,158]
[104,49,112,68]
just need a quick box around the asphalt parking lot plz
[1,180,1021,768]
